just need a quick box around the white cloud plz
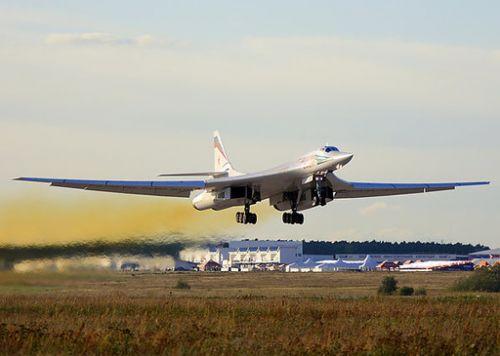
[44,32,166,47]
[12,33,497,118]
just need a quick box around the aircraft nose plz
[337,152,354,164]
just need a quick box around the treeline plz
[303,240,488,255]
[0,238,191,265]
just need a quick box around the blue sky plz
[0,1,499,246]
[7,1,500,45]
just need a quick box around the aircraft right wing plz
[14,177,205,198]
[327,173,490,199]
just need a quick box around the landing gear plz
[236,211,257,224]
[282,212,304,225]
[313,175,327,206]
[282,191,305,225]
[236,204,257,224]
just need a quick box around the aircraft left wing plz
[327,173,489,199]
[14,177,205,198]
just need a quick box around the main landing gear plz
[282,212,304,225]
[236,204,257,224]
[282,191,304,225]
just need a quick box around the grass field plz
[0,271,498,355]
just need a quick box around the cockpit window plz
[323,146,340,153]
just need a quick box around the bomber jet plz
[16,131,489,225]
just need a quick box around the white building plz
[286,258,316,272]
[206,240,303,268]
[312,258,365,272]
[399,260,474,271]
[466,248,499,267]
[335,254,468,262]
[200,239,470,271]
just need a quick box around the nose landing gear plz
[236,211,257,224]
[236,204,257,224]
[313,175,327,206]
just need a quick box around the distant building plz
[399,260,474,272]
[312,259,362,272]
[376,261,399,271]
[199,260,221,272]
[468,248,500,259]
[174,260,198,271]
[205,240,303,269]
[337,254,468,262]
[468,248,500,268]
[468,248,500,260]
[474,260,490,269]
[360,255,379,271]
[196,239,479,272]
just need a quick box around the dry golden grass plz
[0,271,498,355]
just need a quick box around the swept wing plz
[327,173,489,199]
[14,177,205,198]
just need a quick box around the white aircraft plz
[16,131,489,225]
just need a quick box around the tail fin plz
[213,131,239,176]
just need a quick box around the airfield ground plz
[0,271,498,354]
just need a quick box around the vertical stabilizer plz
[214,131,239,176]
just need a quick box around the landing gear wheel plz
[313,175,329,206]
[282,212,304,225]
[236,211,257,224]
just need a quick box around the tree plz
[453,265,499,292]
[378,276,398,295]
[399,286,414,296]
[174,280,191,290]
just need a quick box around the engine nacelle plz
[191,187,253,211]
[191,191,217,210]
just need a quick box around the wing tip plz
[465,181,490,186]
[13,177,31,181]
[12,177,52,183]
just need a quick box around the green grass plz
[453,265,499,292]
[0,271,497,355]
